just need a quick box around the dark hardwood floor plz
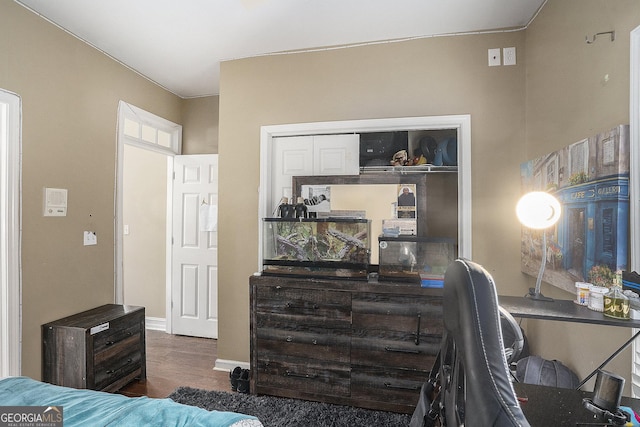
[119,329,232,398]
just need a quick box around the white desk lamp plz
[516,191,562,301]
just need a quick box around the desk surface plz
[499,295,640,328]
[515,382,639,426]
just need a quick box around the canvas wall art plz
[519,124,630,294]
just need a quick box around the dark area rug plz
[168,387,412,427]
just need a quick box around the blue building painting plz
[520,125,629,294]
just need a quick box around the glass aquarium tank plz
[262,218,371,279]
[378,235,456,284]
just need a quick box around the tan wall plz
[218,31,528,363]
[122,145,168,318]
[182,96,219,154]
[0,1,183,378]
[523,0,640,390]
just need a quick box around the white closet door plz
[271,136,314,212]
[313,134,360,176]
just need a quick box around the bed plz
[0,377,263,427]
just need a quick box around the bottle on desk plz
[604,284,630,320]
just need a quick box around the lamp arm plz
[535,232,547,295]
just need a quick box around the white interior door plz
[171,154,218,338]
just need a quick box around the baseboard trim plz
[145,317,166,331]
[214,358,250,372]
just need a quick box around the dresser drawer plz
[351,292,442,370]
[256,326,350,363]
[256,357,350,397]
[93,334,143,390]
[351,337,438,371]
[92,316,143,353]
[255,285,351,321]
[351,366,425,411]
[352,292,442,317]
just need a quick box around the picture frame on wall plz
[519,124,630,294]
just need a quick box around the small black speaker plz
[593,370,625,413]
[583,370,628,425]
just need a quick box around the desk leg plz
[576,329,640,390]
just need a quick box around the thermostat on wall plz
[43,187,68,217]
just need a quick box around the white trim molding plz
[629,25,640,398]
[214,358,250,373]
[145,317,166,332]
[114,101,182,305]
[0,89,22,377]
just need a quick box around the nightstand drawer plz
[93,339,143,391]
[93,318,142,353]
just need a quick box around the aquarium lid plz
[264,217,370,223]
[378,235,455,243]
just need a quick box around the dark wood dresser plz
[250,275,443,413]
[42,304,146,392]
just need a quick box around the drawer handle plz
[286,336,293,342]
[104,332,133,346]
[285,370,318,379]
[285,302,319,310]
[385,346,421,354]
[384,382,421,391]
[106,358,133,375]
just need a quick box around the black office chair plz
[411,259,530,426]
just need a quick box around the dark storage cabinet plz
[42,304,146,392]
[250,275,442,413]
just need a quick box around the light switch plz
[84,231,97,246]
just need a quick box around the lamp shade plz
[516,191,561,229]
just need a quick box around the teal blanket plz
[0,377,260,427]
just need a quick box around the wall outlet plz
[83,231,97,246]
[488,48,501,66]
[503,47,516,66]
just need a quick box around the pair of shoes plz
[237,369,250,394]
[229,366,242,392]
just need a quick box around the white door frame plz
[258,115,473,270]
[115,101,181,333]
[0,89,22,377]
[629,24,640,397]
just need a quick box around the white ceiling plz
[15,0,546,98]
